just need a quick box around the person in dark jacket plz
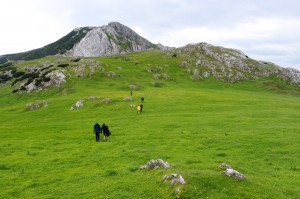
[93,122,101,141]
[102,123,111,141]
[140,104,143,112]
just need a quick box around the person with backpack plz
[102,123,111,141]
[140,104,143,112]
[93,122,101,141]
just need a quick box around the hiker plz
[93,122,101,141]
[102,123,111,141]
[141,97,144,103]
[137,104,141,113]
[140,104,143,112]
[131,91,133,96]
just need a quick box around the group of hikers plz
[93,122,111,142]
[93,94,145,142]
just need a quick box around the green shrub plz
[20,86,26,91]
[24,78,34,86]
[0,74,12,83]
[57,63,69,68]
[34,78,43,86]
[71,58,81,62]
[11,72,39,86]
[0,62,13,68]
[43,76,51,82]
[40,65,54,71]
[12,89,18,93]
[13,71,25,78]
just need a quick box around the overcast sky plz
[1,0,300,70]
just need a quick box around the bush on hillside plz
[71,58,81,62]
[0,62,13,69]
[13,71,25,78]
[57,63,69,68]
[24,78,34,86]
[0,74,12,83]
[11,72,39,86]
[42,76,51,82]
[12,89,18,93]
[20,86,26,91]
[34,78,43,86]
[40,65,54,71]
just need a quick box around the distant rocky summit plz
[0,22,159,64]
[65,22,158,57]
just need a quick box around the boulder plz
[219,163,246,180]
[140,159,170,170]
[75,100,83,107]
[163,173,186,186]
[45,70,66,86]
[25,100,48,111]
[70,99,84,110]
[101,98,111,104]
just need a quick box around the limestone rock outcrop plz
[167,42,300,84]
[65,22,158,57]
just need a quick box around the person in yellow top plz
[137,104,141,113]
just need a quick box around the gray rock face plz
[167,42,300,84]
[280,67,300,84]
[65,22,157,57]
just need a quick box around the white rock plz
[75,100,83,107]
[163,173,186,186]
[140,159,170,170]
[219,162,246,180]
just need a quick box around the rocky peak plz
[0,22,158,64]
[106,22,131,34]
[64,22,158,57]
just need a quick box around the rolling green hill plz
[0,50,299,198]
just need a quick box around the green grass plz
[0,50,300,198]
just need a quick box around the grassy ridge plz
[0,50,300,198]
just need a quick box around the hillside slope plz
[1,44,300,94]
[0,50,299,198]
[1,21,299,88]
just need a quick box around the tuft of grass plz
[0,165,10,170]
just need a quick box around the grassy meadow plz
[0,50,300,198]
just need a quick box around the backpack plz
[107,126,111,136]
